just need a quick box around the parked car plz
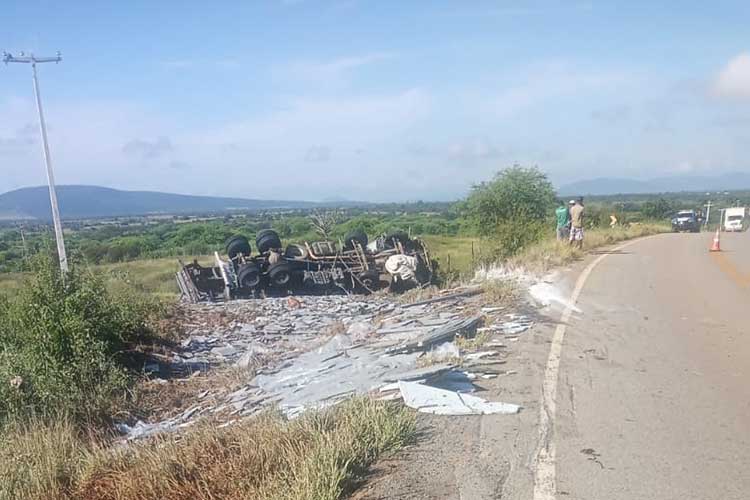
[671,210,701,233]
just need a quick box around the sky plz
[2,0,750,202]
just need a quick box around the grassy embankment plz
[507,223,669,274]
[0,398,415,500]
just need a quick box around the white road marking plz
[532,239,641,500]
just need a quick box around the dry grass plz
[455,329,493,352]
[0,398,415,500]
[480,280,517,304]
[507,223,668,275]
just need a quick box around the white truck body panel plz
[723,207,747,232]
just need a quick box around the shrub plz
[0,255,155,425]
[463,165,556,257]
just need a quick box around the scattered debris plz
[117,285,532,440]
[529,282,581,313]
[398,381,521,415]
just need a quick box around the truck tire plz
[268,262,295,288]
[357,270,380,291]
[237,262,261,288]
[226,235,251,259]
[343,229,368,251]
[284,244,308,260]
[256,230,282,253]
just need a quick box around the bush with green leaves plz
[0,255,156,425]
[463,165,556,257]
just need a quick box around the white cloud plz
[486,61,632,116]
[304,145,331,162]
[447,137,502,161]
[163,59,240,70]
[122,137,173,160]
[713,52,750,100]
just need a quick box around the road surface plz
[551,231,750,500]
[357,231,750,499]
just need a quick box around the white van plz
[723,207,747,232]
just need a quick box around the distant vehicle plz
[671,210,701,233]
[723,207,748,232]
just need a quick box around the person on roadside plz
[569,197,585,249]
[567,199,575,233]
[555,200,570,241]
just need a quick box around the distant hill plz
[559,172,750,196]
[0,185,323,221]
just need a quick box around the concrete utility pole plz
[3,51,68,272]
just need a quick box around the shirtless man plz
[569,197,584,249]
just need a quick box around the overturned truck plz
[176,229,434,302]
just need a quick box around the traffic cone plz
[710,228,721,252]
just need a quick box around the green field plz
[422,235,481,276]
[0,236,484,298]
[0,256,211,299]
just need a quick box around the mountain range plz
[559,172,750,196]
[0,185,322,221]
[3,173,750,221]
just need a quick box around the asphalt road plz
[553,231,750,499]
[355,231,750,500]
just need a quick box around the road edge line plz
[532,237,644,500]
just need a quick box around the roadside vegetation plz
[508,223,669,274]
[1,397,415,500]
[0,257,416,500]
[0,255,162,427]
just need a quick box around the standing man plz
[569,197,585,249]
[555,200,570,241]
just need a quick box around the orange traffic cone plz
[710,228,721,252]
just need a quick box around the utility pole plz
[704,200,712,229]
[3,51,68,272]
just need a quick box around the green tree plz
[463,165,556,257]
[641,198,675,219]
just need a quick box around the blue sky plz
[2,0,750,201]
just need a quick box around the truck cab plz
[671,210,701,233]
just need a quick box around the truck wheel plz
[284,244,308,260]
[343,230,368,251]
[268,262,295,288]
[226,235,251,258]
[237,263,261,288]
[256,230,282,253]
[357,270,380,291]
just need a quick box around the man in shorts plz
[569,197,584,249]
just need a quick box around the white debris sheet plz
[398,381,521,415]
[117,291,532,439]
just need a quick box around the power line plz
[3,51,68,273]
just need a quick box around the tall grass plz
[0,398,416,500]
[507,223,668,274]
